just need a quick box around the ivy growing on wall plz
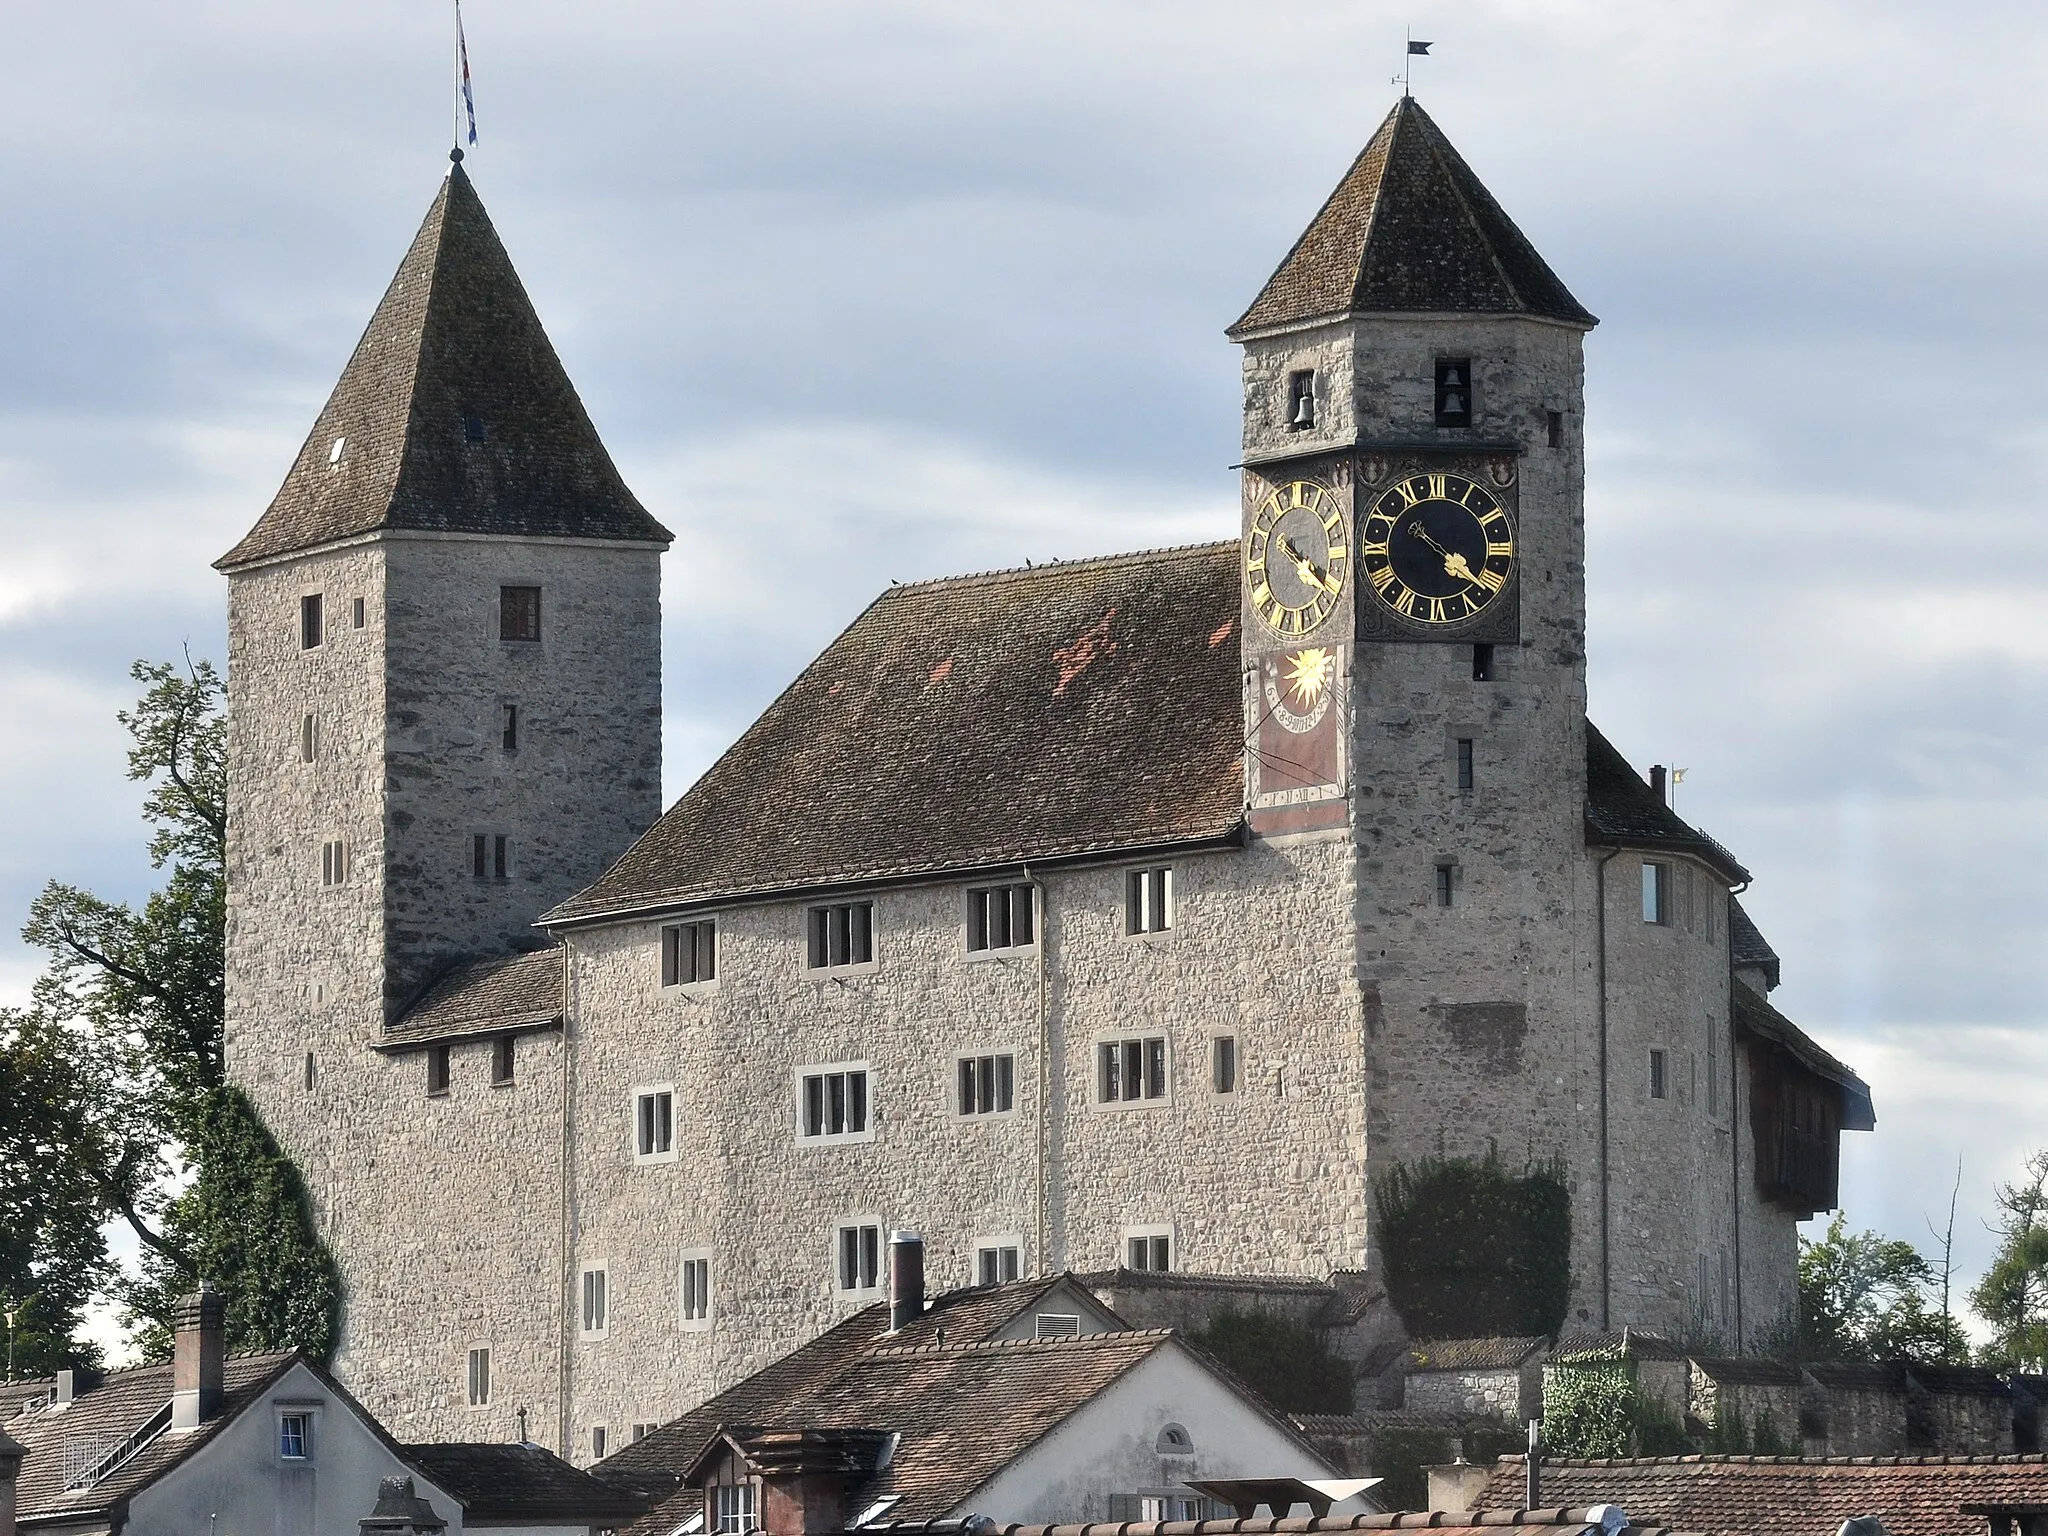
[1374,1150,1571,1340]
[1542,1348,1692,1458]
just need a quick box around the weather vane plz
[453,0,479,153]
[1395,31,1432,97]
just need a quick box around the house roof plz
[1583,726,1749,884]
[9,1349,297,1526]
[1409,1338,1546,1373]
[1731,987,1875,1131]
[901,1512,1675,1536]
[218,157,669,571]
[543,545,1250,926]
[401,1441,646,1523]
[1687,1358,1803,1388]
[382,947,564,1049]
[1229,97,1595,338]
[1728,900,1781,990]
[1481,1453,2048,1536]
[1551,1332,1692,1364]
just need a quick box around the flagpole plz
[452,0,462,153]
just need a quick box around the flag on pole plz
[456,0,479,146]
[1408,40,1433,54]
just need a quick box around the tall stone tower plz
[217,152,669,1429]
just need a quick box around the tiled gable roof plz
[1480,1452,2048,1536]
[1732,987,1875,1131]
[1728,899,1782,989]
[401,1442,645,1522]
[383,947,563,1048]
[545,546,1249,925]
[1230,98,1595,337]
[218,158,669,571]
[1410,1337,1546,1373]
[1583,725,1749,883]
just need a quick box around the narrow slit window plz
[320,840,347,888]
[493,834,508,881]
[1642,861,1669,924]
[1211,1035,1238,1095]
[1435,862,1456,908]
[1472,643,1495,682]
[499,585,542,642]
[467,1346,491,1407]
[427,1044,451,1097]
[491,1035,514,1085]
[300,714,318,763]
[300,593,324,650]
[351,596,366,630]
[1547,409,1565,449]
[502,703,519,751]
[303,1052,315,1091]
[1456,737,1475,792]
[1650,1048,1669,1101]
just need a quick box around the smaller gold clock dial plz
[1357,471,1515,627]
[1245,478,1347,636]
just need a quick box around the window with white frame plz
[320,839,347,887]
[836,1222,883,1294]
[466,1345,491,1407]
[799,1065,872,1143]
[1125,867,1173,935]
[662,919,716,986]
[680,1249,712,1331]
[977,1242,1022,1286]
[580,1263,609,1337]
[1125,1227,1173,1272]
[967,883,1035,953]
[807,901,874,970]
[957,1053,1015,1116]
[590,1424,608,1460]
[713,1483,757,1534]
[1096,1036,1168,1105]
[278,1412,311,1459]
[634,1087,675,1162]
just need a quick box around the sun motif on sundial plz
[1285,647,1336,710]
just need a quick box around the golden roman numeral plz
[1479,508,1509,531]
[1486,539,1513,558]
[1395,478,1423,509]
[1327,544,1348,565]
[1427,473,1447,501]
[1251,581,1273,607]
[1367,564,1396,593]
[1423,595,1449,622]
[1392,588,1418,617]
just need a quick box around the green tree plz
[1971,1152,2048,1372]
[18,658,337,1361]
[1374,1150,1571,1339]
[1798,1213,1966,1364]
[1188,1306,1354,1414]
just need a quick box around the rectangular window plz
[320,840,347,887]
[501,703,519,751]
[967,883,1035,953]
[1699,1252,1713,1320]
[836,1223,882,1293]
[500,585,542,642]
[661,920,717,986]
[303,1052,315,1092]
[681,1253,712,1327]
[351,596,366,630]
[580,1264,609,1337]
[1707,1030,1720,1117]
[300,593,324,650]
[1435,861,1456,908]
[800,1067,871,1142]
[807,902,874,969]
[591,1424,608,1460]
[977,1244,1022,1286]
[635,1088,675,1160]
[491,1036,514,1086]
[1126,867,1173,935]
[1127,1233,1172,1272]
[632,1423,652,1443]
[300,714,317,763]
[1472,642,1495,682]
[1211,1035,1238,1095]
[1650,1048,1669,1101]
[1286,369,1316,431]
[1642,861,1669,924]
[467,1346,491,1407]
[714,1485,757,1534]
[472,833,510,881]
[1097,1037,1169,1104]
[1456,737,1475,792]
[957,1053,1015,1116]
[427,1044,450,1097]
[1434,357,1473,427]
[279,1412,310,1459]
[1547,409,1565,449]
[1035,1312,1081,1339]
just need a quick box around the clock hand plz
[1407,525,1483,590]
[1280,536,1340,595]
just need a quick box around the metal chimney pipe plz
[888,1231,926,1333]
[1525,1418,1541,1509]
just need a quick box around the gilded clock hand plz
[1406,525,1481,590]
[1280,536,1340,595]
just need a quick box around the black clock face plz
[1358,472,1516,627]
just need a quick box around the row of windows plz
[425,1036,516,1096]
[295,585,539,651]
[299,702,522,765]
[1641,858,1721,938]
[307,831,524,886]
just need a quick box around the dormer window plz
[1434,358,1473,428]
[713,1484,757,1534]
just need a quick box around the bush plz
[1188,1306,1353,1414]
[1375,1150,1571,1339]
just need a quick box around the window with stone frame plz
[662,920,716,987]
[1126,1228,1173,1272]
[977,1242,1022,1286]
[471,832,510,881]
[635,1087,675,1161]
[1096,1036,1168,1105]
[300,593,324,650]
[680,1250,712,1330]
[466,1346,491,1407]
[500,585,541,642]
[320,839,347,888]
[1210,1034,1238,1095]
[807,902,874,970]
[966,883,1034,953]
[580,1263,609,1337]
[1125,867,1173,935]
[956,1052,1015,1117]
[799,1065,872,1143]
[835,1222,883,1294]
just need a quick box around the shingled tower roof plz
[1229,97,1595,337]
[218,155,670,570]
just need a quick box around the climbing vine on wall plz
[1374,1150,1571,1340]
[1542,1348,1692,1458]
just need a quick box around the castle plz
[217,99,1873,1460]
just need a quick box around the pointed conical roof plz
[1229,97,1595,337]
[218,159,670,570]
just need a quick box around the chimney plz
[0,1425,25,1536]
[54,1370,75,1406]
[1649,764,1666,803]
[358,1476,448,1535]
[1524,1418,1541,1508]
[887,1231,926,1333]
[171,1283,225,1429]
[1425,1458,1491,1514]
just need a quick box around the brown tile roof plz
[1481,1453,2048,1536]
[986,1514,1675,1536]
[1230,97,1595,338]
[217,158,669,571]
[9,1350,296,1525]
[1728,900,1781,990]
[1687,1358,1803,1388]
[1552,1332,1691,1363]
[382,947,564,1048]
[401,1441,645,1523]
[1410,1338,1546,1373]
[1732,988,1875,1131]
[1583,726,1748,884]
[545,546,1249,925]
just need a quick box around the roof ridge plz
[1503,1450,2048,1467]
[867,1328,1176,1358]
[881,540,1233,597]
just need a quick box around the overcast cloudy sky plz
[6,0,2046,1326]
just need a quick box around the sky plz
[5,0,2047,1345]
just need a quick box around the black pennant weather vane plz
[1398,32,1432,97]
